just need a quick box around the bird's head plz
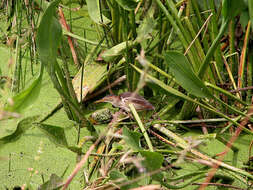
[95,94,121,107]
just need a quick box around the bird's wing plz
[122,96,154,110]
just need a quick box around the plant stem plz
[129,103,154,152]
[198,20,229,79]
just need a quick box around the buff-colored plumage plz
[95,92,154,112]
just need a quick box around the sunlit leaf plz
[86,0,110,24]
[37,123,68,147]
[72,62,107,102]
[164,51,213,98]
[123,127,142,151]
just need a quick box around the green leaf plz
[5,69,43,112]
[36,0,62,66]
[164,51,212,98]
[222,0,247,22]
[0,116,40,147]
[140,151,164,181]
[123,127,142,151]
[109,170,138,190]
[86,0,110,24]
[114,0,138,11]
[101,41,137,62]
[39,174,63,190]
[240,10,250,30]
[131,64,196,101]
[248,0,253,28]
[37,123,68,147]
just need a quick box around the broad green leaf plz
[240,10,250,29]
[123,127,142,151]
[115,0,138,11]
[222,0,247,22]
[164,51,212,98]
[39,174,63,190]
[131,64,194,102]
[86,0,110,24]
[72,62,107,102]
[140,151,164,181]
[37,123,68,147]
[36,0,62,67]
[101,41,137,62]
[0,115,39,147]
[248,0,253,28]
[109,170,138,190]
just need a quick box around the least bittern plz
[95,92,155,112]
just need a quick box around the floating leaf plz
[123,127,142,151]
[86,0,110,24]
[39,174,63,190]
[5,69,43,113]
[37,123,68,147]
[115,0,138,11]
[164,51,212,98]
[0,115,39,147]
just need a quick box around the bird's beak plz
[94,98,106,104]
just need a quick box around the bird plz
[95,92,155,112]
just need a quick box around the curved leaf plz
[164,51,212,98]
[0,116,40,147]
[5,70,43,112]
[101,41,137,62]
[115,0,138,11]
[86,0,110,24]
[37,123,68,148]
[36,0,62,66]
